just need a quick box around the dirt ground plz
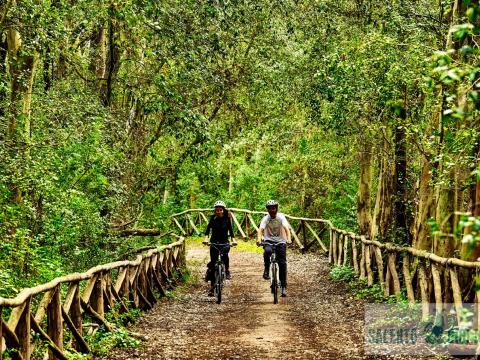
[105,242,437,360]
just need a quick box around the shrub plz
[329,265,355,282]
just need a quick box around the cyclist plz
[257,199,291,297]
[204,200,235,296]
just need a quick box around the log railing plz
[171,208,330,252]
[330,227,480,327]
[5,206,480,359]
[174,208,480,328]
[0,237,186,360]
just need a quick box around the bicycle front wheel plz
[271,263,279,304]
[215,264,222,304]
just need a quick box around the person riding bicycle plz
[204,200,235,296]
[257,199,291,297]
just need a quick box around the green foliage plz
[86,328,140,356]
[64,350,91,360]
[457,215,480,252]
[329,265,355,283]
[1,0,479,306]
[118,309,142,326]
[349,279,385,303]
[235,240,263,254]
[329,265,396,303]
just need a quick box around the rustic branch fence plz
[0,237,186,360]
[330,227,480,328]
[171,208,330,253]
[4,207,480,359]
[174,208,480,329]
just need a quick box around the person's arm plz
[257,216,267,245]
[204,217,212,242]
[257,228,263,246]
[281,215,292,243]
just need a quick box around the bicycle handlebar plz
[203,242,237,247]
[259,240,283,247]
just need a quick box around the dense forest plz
[1,0,479,297]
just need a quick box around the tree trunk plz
[357,139,373,236]
[412,157,435,250]
[21,52,39,144]
[393,100,409,244]
[95,27,106,80]
[101,4,120,106]
[370,129,395,241]
[6,28,21,142]
[0,36,7,120]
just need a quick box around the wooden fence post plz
[91,274,105,318]
[328,229,333,264]
[387,253,401,297]
[418,264,430,322]
[332,230,338,266]
[343,234,349,266]
[47,286,63,360]
[449,267,463,326]
[351,236,359,274]
[245,214,250,238]
[365,245,374,286]
[70,284,85,351]
[16,299,31,360]
[402,254,415,303]
[359,241,366,279]
[373,247,384,289]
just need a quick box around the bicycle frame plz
[261,240,281,304]
[205,242,234,304]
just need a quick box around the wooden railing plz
[174,208,480,328]
[0,237,186,360]
[330,227,480,327]
[4,207,480,359]
[171,208,330,252]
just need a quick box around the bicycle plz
[260,240,281,304]
[203,242,236,304]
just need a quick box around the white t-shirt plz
[259,213,290,243]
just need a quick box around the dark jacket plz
[205,211,234,243]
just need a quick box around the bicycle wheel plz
[271,262,279,304]
[215,264,222,304]
[221,263,226,284]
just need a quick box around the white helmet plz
[265,199,278,208]
[214,200,226,208]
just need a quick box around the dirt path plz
[105,242,427,359]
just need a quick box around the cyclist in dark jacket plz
[204,200,235,296]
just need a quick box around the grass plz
[329,265,387,303]
[188,236,263,254]
[161,268,200,300]
[234,239,263,254]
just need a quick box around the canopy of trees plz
[0,0,479,296]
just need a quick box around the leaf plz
[467,7,476,23]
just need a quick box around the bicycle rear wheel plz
[215,264,222,304]
[271,263,279,304]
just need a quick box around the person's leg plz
[220,245,230,271]
[263,244,272,279]
[221,245,231,279]
[205,246,214,281]
[207,246,219,295]
[277,243,287,290]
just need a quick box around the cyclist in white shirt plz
[257,199,291,297]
